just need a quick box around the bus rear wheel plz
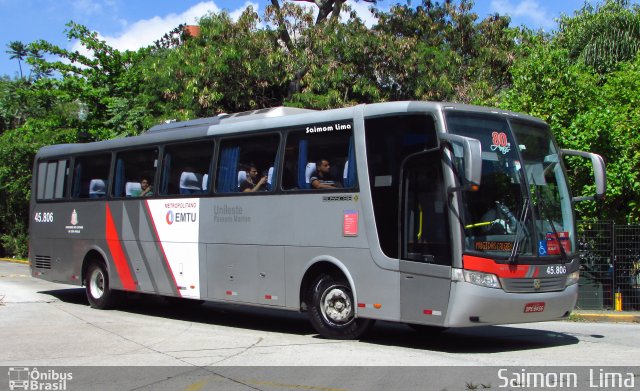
[307,274,374,340]
[85,261,117,309]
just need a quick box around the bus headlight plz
[565,271,580,287]
[453,268,501,289]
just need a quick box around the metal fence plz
[577,221,640,311]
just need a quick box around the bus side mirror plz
[561,149,607,202]
[440,133,482,191]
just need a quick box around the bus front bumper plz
[445,281,578,327]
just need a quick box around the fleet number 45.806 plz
[546,265,567,275]
[34,212,54,223]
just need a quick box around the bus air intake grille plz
[34,255,52,270]
[500,276,566,293]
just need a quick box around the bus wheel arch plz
[299,260,350,311]
[300,259,374,339]
[81,249,108,287]
[82,251,117,309]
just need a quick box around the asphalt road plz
[1,261,639,390]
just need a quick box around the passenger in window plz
[240,164,268,192]
[140,177,154,197]
[310,159,341,189]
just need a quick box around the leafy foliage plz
[567,58,640,221]
[556,0,640,73]
[27,22,151,138]
[6,41,28,79]
[500,0,640,222]
[373,0,517,104]
[140,8,288,118]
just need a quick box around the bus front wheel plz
[85,261,117,309]
[307,274,374,340]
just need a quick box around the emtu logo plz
[165,210,197,225]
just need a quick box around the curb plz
[0,258,29,265]
[571,311,640,323]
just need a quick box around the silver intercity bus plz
[29,101,606,339]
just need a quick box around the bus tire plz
[85,261,117,309]
[307,274,374,340]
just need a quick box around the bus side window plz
[113,148,158,198]
[160,141,214,196]
[71,154,110,199]
[282,122,356,191]
[36,159,69,200]
[215,134,279,194]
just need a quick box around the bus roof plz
[147,106,316,133]
[35,101,547,160]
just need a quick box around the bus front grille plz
[500,276,566,293]
[34,255,52,269]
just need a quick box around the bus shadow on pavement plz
[41,287,579,353]
[364,321,580,353]
[40,287,88,305]
[40,287,313,336]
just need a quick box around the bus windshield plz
[446,112,574,260]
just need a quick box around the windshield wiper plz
[530,177,567,262]
[538,204,567,262]
[496,199,530,263]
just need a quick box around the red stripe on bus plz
[144,200,181,297]
[463,255,530,278]
[105,204,136,291]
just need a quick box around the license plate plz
[524,302,545,313]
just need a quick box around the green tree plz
[566,58,640,221]
[285,15,386,108]
[0,121,77,257]
[0,22,152,256]
[556,0,640,73]
[0,77,30,132]
[373,0,517,103]
[28,21,151,138]
[140,7,289,118]
[287,0,377,23]
[499,2,640,222]
[6,41,28,79]
[269,0,378,98]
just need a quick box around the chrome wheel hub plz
[321,287,353,324]
[89,269,105,299]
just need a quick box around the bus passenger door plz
[399,152,452,325]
